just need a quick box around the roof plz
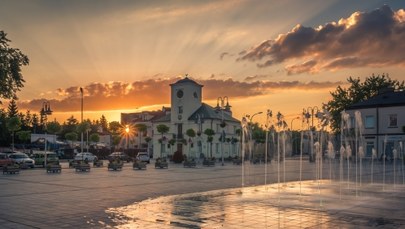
[170,76,203,87]
[347,90,405,110]
[152,113,171,122]
[188,103,240,123]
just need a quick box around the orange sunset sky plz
[1,0,404,129]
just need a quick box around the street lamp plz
[290,116,300,131]
[216,96,229,166]
[40,101,52,167]
[125,125,130,150]
[80,87,84,154]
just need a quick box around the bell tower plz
[170,75,203,123]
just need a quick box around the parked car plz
[108,152,131,162]
[74,152,98,162]
[31,151,60,167]
[8,152,35,168]
[136,152,150,163]
[0,153,13,167]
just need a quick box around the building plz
[121,76,241,160]
[346,88,405,159]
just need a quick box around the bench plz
[3,165,20,174]
[133,160,147,170]
[75,163,91,172]
[108,162,123,171]
[155,159,168,169]
[93,160,104,167]
[183,159,197,168]
[203,159,215,166]
[46,164,62,173]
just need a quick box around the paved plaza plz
[0,158,404,228]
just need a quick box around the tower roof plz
[170,76,203,87]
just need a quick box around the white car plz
[136,152,150,163]
[8,152,35,168]
[74,152,98,162]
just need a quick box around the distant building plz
[346,87,405,159]
[121,76,241,159]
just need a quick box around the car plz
[8,152,35,168]
[31,151,60,167]
[74,152,98,162]
[108,152,131,162]
[136,152,150,163]
[0,153,13,167]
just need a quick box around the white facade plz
[346,89,405,159]
[123,76,241,160]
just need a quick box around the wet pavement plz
[0,158,404,228]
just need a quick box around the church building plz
[121,76,241,160]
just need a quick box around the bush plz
[172,150,184,163]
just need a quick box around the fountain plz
[104,108,405,228]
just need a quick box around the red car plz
[0,153,13,167]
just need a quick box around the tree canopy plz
[0,31,29,103]
[324,74,405,133]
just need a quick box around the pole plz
[80,88,84,155]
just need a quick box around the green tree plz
[89,133,100,143]
[60,116,78,140]
[156,124,170,158]
[109,121,121,135]
[99,115,108,132]
[0,109,9,145]
[112,135,121,147]
[324,74,405,133]
[46,120,61,135]
[204,128,215,158]
[16,130,31,149]
[0,31,29,104]
[135,123,147,148]
[7,99,18,118]
[65,132,78,147]
[31,113,39,134]
[6,116,21,151]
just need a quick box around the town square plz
[1,1,405,228]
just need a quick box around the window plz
[365,116,374,129]
[389,114,397,127]
[366,142,374,158]
[178,106,183,114]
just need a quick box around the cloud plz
[16,77,342,112]
[238,5,405,74]
[244,75,270,81]
[285,60,318,75]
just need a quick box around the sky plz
[1,0,404,129]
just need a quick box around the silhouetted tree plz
[7,116,21,151]
[0,31,29,104]
[7,99,18,118]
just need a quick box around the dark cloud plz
[244,75,270,81]
[285,60,318,75]
[238,5,405,74]
[17,77,342,112]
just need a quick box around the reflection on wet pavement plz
[106,181,405,228]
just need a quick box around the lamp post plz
[125,125,130,150]
[195,114,203,163]
[290,116,300,131]
[80,87,84,154]
[216,96,229,166]
[40,101,52,168]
